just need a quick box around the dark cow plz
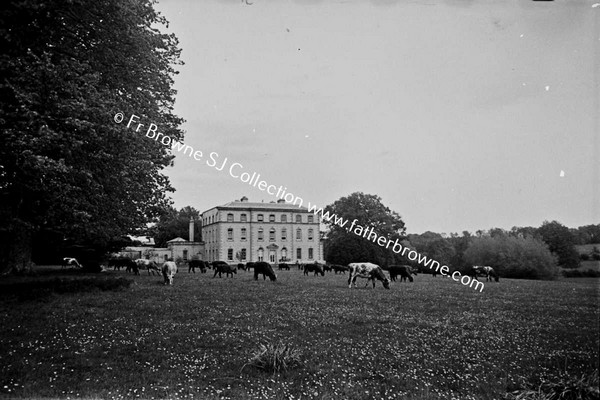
[109,257,138,274]
[237,263,247,271]
[162,261,177,285]
[246,262,255,271]
[348,262,390,289]
[322,264,332,273]
[253,261,277,281]
[331,264,348,274]
[62,257,82,270]
[188,259,207,273]
[278,263,290,270]
[471,265,499,282]
[303,263,324,276]
[213,263,237,278]
[388,265,415,282]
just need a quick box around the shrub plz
[562,269,600,278]
[580,253,590,261]
[465,235,558,280]
[242,341,302,374]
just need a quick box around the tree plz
[407,231,455,272]
[148,206,201,248]
[0,0,184,273]
[447,231,473,271]
[322,192,406,266]
[464,235,558,280]
[537,221,580,269]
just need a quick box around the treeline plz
[405,221,599,280]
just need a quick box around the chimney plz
[189,217,194,242]
[240,196,248,202]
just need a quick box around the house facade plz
[201,196,324,264]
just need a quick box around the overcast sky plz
[153,0,598,235]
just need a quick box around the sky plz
[153,0,598,235]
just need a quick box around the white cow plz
[348,262,390,289]
[162,261,178,285]
[62,257,82,270]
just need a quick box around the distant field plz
[0,267,598,400]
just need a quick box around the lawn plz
[0,267,598,400]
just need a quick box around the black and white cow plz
[213,263,237,278]
[62,257,82,270]
[135,259,161,276]
[348,262,390,289]
[253,261,277,281]
[388,265,415,282]
[162,261,177,285]
[471,265,499,282]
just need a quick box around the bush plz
[562,269,600,278]
[580,253,590,261]
[464,235,558,280]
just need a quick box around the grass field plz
[0,267,598,400]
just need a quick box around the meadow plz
[0,267,598,400]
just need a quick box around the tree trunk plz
[0,219,34,275]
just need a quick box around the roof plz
[167,237,187,243]
[208,200,311,213]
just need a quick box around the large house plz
[201,196,324,264]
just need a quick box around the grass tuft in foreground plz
[506,369,599,400]
[242,341,303,374]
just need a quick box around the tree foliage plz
[537,221,580,269]
[322,192,406,266]
[0,0,184,273]
[464,234,558,280]
[148,206,201,248]
[407,231,455,273]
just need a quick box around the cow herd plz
[62,255,499,288]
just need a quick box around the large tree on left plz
[0,0,185,273]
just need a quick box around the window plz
[258,214,264,222]
[241,228,247,241]
[281,248,287,261]
[227,228,233,241]
[241,213,247,222]
[296,228,302,240]
[296,248,302,260]
[240,248,247,261]
[269,228,276,242]
[295,214,302,223]
[183,250,188,261]
[269,214,275,222]
[258,247,264,262]
[308,248,313,259]
[227,248,233,261]
[281,215,287,223]
[258,228,264,241]
[308,228,314,241]
[281,228,287,241]
[227,213,234,222]
[308,215,314,223]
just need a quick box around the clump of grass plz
[242,341,302,374]
[0,277,134,301]
[506,370,599,400]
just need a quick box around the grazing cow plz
[188,259,207,274]
[108,257,137,273]
[322,264,331,273]
[246,262,255,271]
[348,262,390,289]
[472,265,499,282]
[162,261,177,285]
[253,261,277,281]
[213,263,237,278]
[237,263,247,271]
[62,257,82,270]
[303,263,324,276]
[331,264,348,274]
[278,263,290,271]
[388,265,415,282]
[135,259,161,276]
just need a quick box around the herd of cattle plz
[60,256,500,288]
